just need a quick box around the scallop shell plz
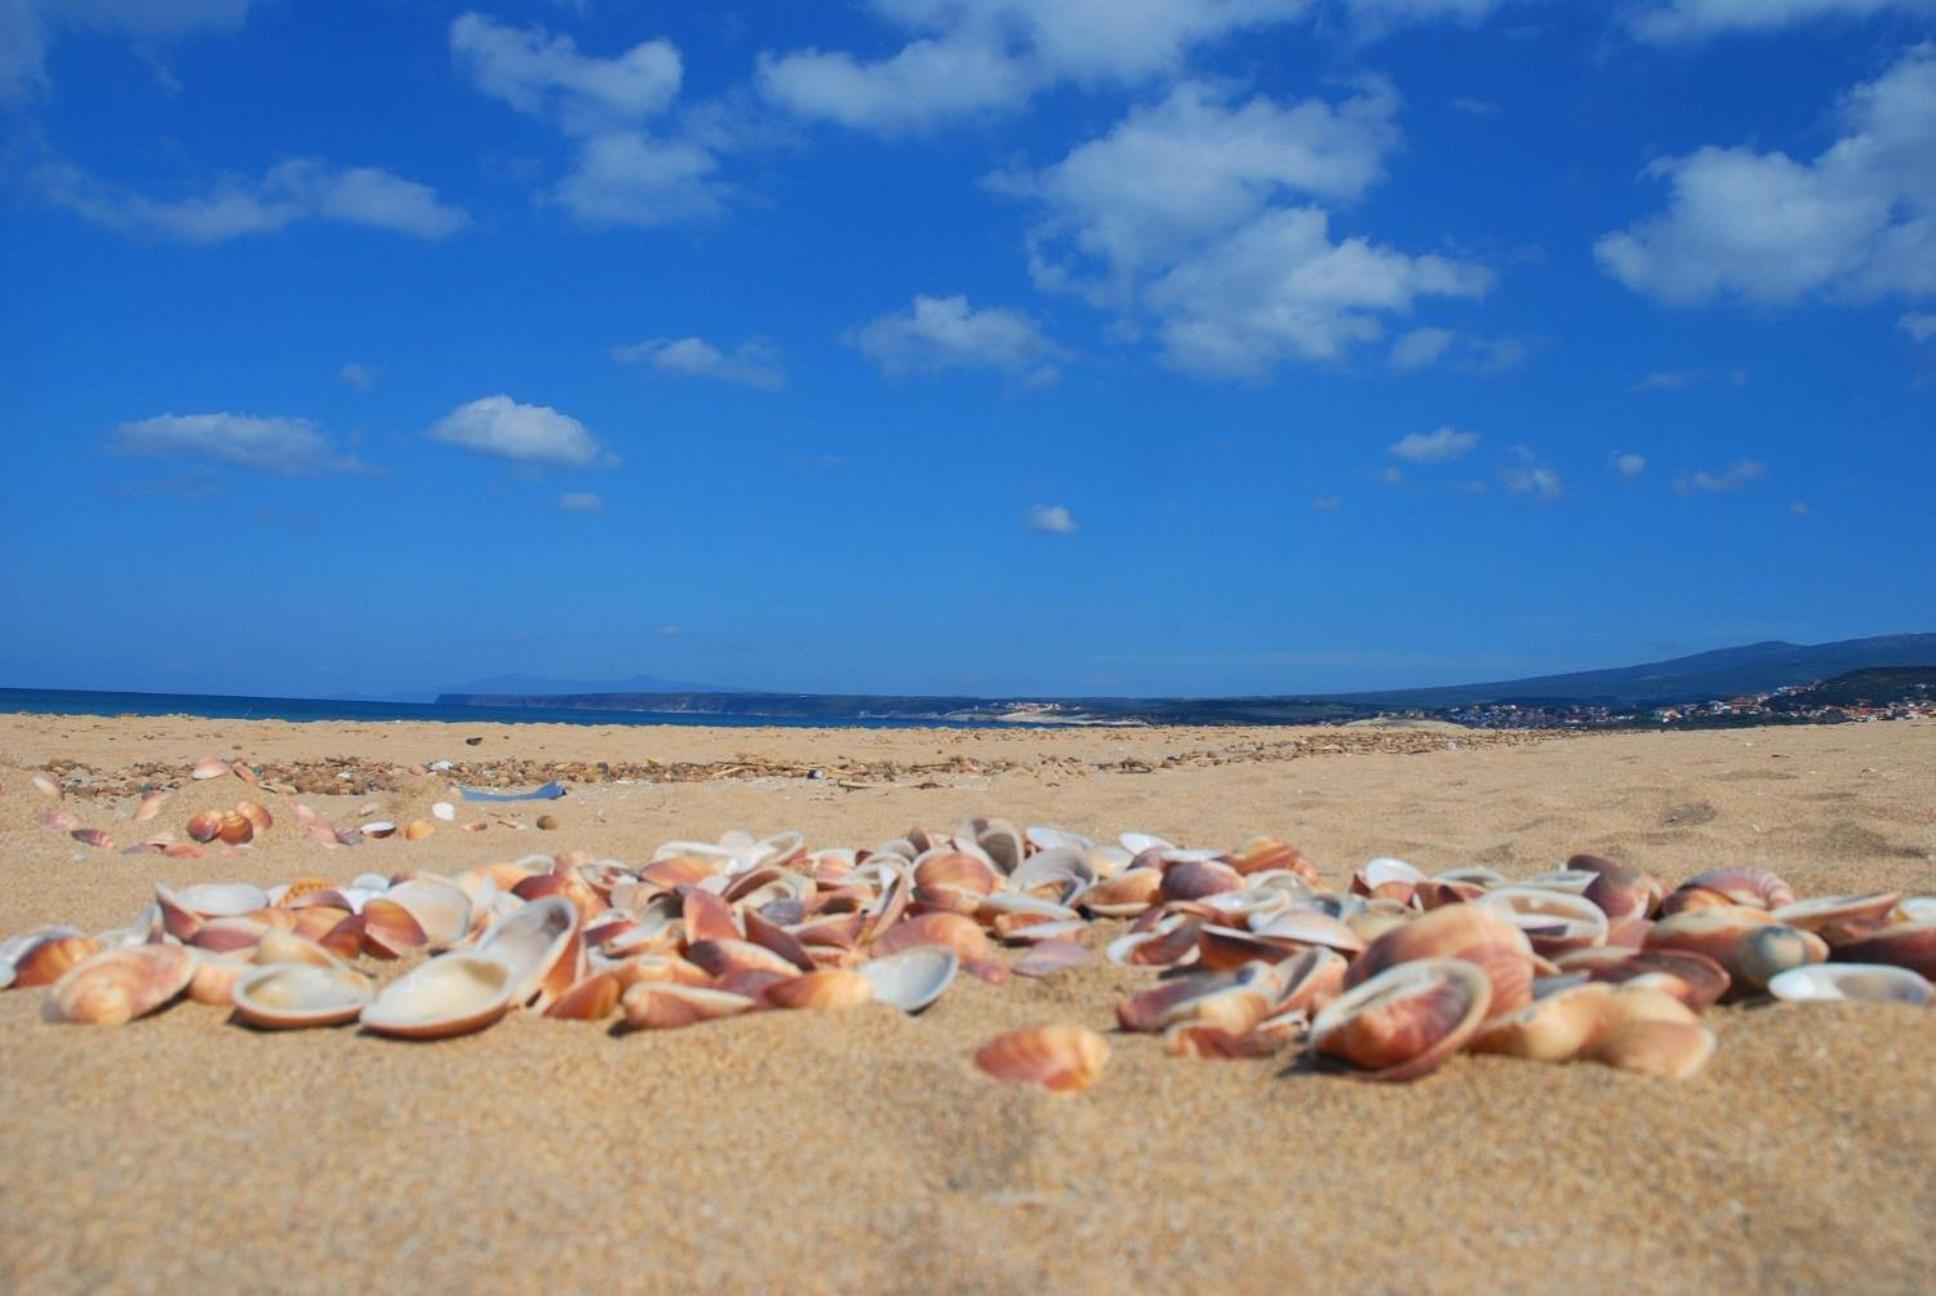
[360,953,517,1040]
[1310,957,1492,1082]
[973,1023,1109,1094]
[857,946,959,1012]
[44,945,196,1025]
[232,964,373,1029]
[1767,962,1932,1005]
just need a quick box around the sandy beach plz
[1,713,1931,1294]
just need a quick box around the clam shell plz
[382,877,472,948]
[619,982,756,1030]
[1478,887,1609,956]
[1310,957,1491,1082]
[1668,866,1795,912]
[1161,1021,1281,1059]
[1351,857,1426,904]
[187,952,253,1007]
[1009,846,1095,904]
[1161,858,1244,902]
[857,946,959,1012]
[1645,909,1827,996]
[45,945,196,1025]
[1770,893,1904,933]
[360,953,517,1040]
[232,964,373,1029]
[763,968,873,1011]
[480,895,584,1006]
[1827,920,1936,979]
[1082,868,1164,917]
[544,972,623,1021]
[9,935,102,988]
[1013,939,1092,979]
[1587,1020,1716,1079]
[973,1023,1109,1094]
[1767,962,1932,1005]
[190,757,231,780]
[872,912,1002,981]
[1345,903,1533,1020]
[1470,981,1613,1063]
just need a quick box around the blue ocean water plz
[0,688,1004,730]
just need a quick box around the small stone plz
[536,814,558,831]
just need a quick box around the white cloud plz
[1676,458,1768,493]
[1501,464,1563,499]
[1026,504,1079,534]
[549,132,725,226]
[1790,499,1813,515]
[1597,45,1936,305]
[853,294,1065,384]
[1902,311,1936,341]
[428,395,605,467]
[756,0,1308,133]
[450,14,725,229]
[558,491,604,513]
[1611,452,1648,478]
[338,362,379,392]
[611,336,784,390]
[1390,425,1480,462]
[997,80,1490,377]
[450,12,681,133]
[1626,0,1936,43]
[1313,495,1343,510]
[32,154,469,242]
[113,412,366,477]
[2,0,256,100]
[1388,326,1525,372]
[1633,367,1748,390]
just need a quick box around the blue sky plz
[1,0,1932,699]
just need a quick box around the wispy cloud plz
[1390,426,1480,463]
[112,413,369,477]
[1633,367,1747,392]
[1388,327,1526,373]
[854,294,1065,386]
[1610,452,1647,479]
[1025,504,1079,534]
[1676,458,1768,494]
[611,336,783,389]
[558,491,604,513]
[1902,312,1936,343]
[338,362,379,392]
[1501,462,1563,499]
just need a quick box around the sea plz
[0,688,1012,730]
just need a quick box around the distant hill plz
[1333,635,1936,708]
[1771,666,1936,710]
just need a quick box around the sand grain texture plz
[2,715,1932,1294]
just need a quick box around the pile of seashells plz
[4,802,1931,1094]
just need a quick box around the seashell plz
[1194,925,1305,971]
[1345,903,1534,1020]
[1435,868,1505,888]
[1527,869,1599,895]
[1829,921,1936,980]
[993,917,1086,945]
[619,982,756,1031]
[973,1023,1109,1094]
[45,945,196,1025]
[10,935,102,988]
[1149,963,1281,1036]
[360,821,397,839]
[189,917,272,955]
[1161,858,1244,903]
[1117,973,1224,1034]
[857,947,958,1012]
[215,812,253,846]
[1586,1020,1716,1079]
[763,968,873,1011]
[69,828,114,850]
[543,972,622,1021]
[1767,962,1932,1005]
[361,953,518,1040]
[1553,947,1732,1010]
[1580,859,1657,921]
[873,912,1005,982]
[232,964,373,1029]
[1249,908,1368,956]
[742,909,816,973]
[432,802,456,822]
[1478,887,1609,956]
[1351,857,1426,905]
[957,818,1025,875]
[190,757,230,780]
[231,762,259,787]
[382,877,472,948]
[1013,939,1091,979]
[687,939,802,981]
[187,952,253,1007]
[1082,868,1164,917]
[319,915,367,961]
[856,868,912,945]
[1009,846,1095,905]
[480,895,583,1007]
[1309,958,1492,1082]
[186,810,225,843]
[1228,836,1317,881]
[32,772,63,798]
[1897,897,1936,922]
[254,930,344,969]
[1161,1021,1281,1059]
[1470,981,1614,1063]
[1104,912,1203,969]
[610,954,713,990]
[359,899,428,959]
[1414,880,1482,910]
[680,887,742,945]
[1645,909,1826,997]
[1771,893,1906,934]
[155,881,271,941]
[912,849,1000,913]
[638,856,721,889]
[1273,946,1348,1017]
[235,801,273,833]
[403,819,434,842]
[1666,866,1795,914]
[511,871,602,922]
[39,808,81,832]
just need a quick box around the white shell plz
[161,882,270,917]
[431,801,456,821]
[858,947,958,1013]
[383,877,473,948]
[360,953,517,1039]
[1767,963,1932,1005]
[232,964,373,1029]
[479,895,579,1003]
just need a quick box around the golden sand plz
[1,714,1932,1293]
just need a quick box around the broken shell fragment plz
[45,945,196,1025]
[232,964,373,1029]
[973,1023,1109,1094]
